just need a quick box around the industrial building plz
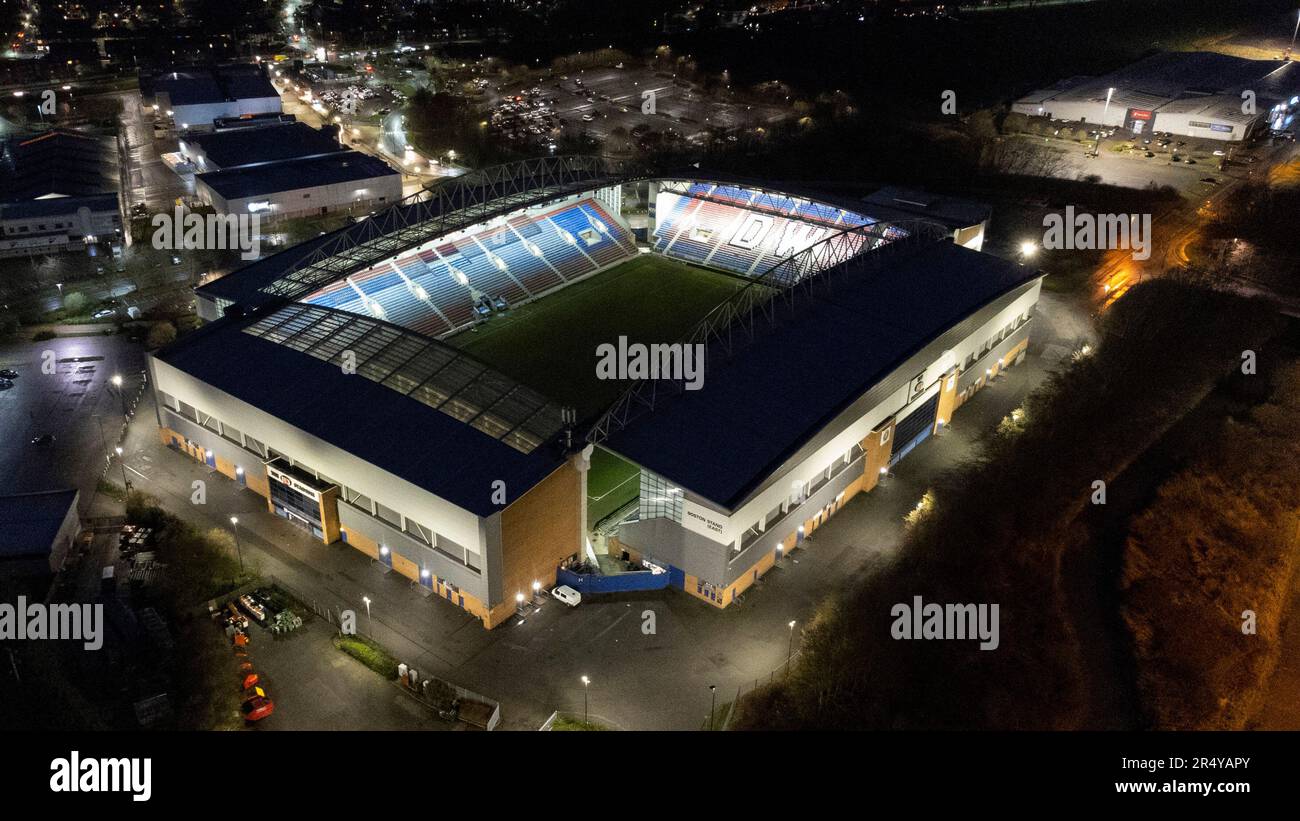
[193,150,400,220]
[0,129,123,257]
[0,489,81,599]
[142,64,282,133]
[1012,51,1300,141]
[152,157,1041,628]
[177,121,346,173]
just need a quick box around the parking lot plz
[1008,122,1288,194]
[0,334,146,511]
[219,604,457,732]
[484,65,791,151]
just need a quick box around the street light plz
[786,619,797,674]
[1019,241,1038,259]
[362,595,373,636]
[581,675,591,725]
[114,446,129,490]
[708,684,718,730]
[1094,86,1115,156]
[111,373,127,417]
[229,515,244,572]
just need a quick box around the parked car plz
[241,693,275,722]
[0,379,12,390]
[30,434,54,445]
[551,585,582,607]
[0,368,17,378]
[92,308,116,320]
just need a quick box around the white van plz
[551,585,582,607]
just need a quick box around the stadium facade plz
[152,157,1041,628]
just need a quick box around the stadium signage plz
[267,465,322,500]
[682,500,728,542]
[595,335,705,391]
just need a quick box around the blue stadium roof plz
[604,241,1042,510]
[156,314,568,518]
[195,151,396,200]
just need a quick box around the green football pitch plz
[448,254,751,420]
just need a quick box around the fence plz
[556,566,671,594]
[710,650,803,731]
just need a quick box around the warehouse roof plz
[149,65,278,107]
[195,151,396,200]
[0,490,78,559]
[1015,51,1300,116]
[184,122,346,170]
[0,193,119,220]
[605,241,1042,510]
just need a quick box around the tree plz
[63,291,88,315]
[147,321,177,349]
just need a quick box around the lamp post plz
[581,675,590,725]
[363,595,373,636]
[111,373,128,417]
[113,446,130,491]
[229,516,244,572]
[708,684,717,730]
[786,619,797,674]
[1094,86,1114,156]
[531,579,542,604]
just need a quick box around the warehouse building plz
[152,160,1041,626]
[177,121,345,173]
[1012,51,1300,141]
[0,490,81,599]
[193,151,400,219]
[142,64,282,133]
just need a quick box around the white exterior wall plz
[168,96,282,132]
[198,174,402,219]
[679,279,1043,550]
[148,356,488,568]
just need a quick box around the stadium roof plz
[861,186,990,230]
[603,241,1042,511]
[195,151,396,201]
[184,122,347,170]
[156,307,569,518]
[0,490,77,560]
[195,155,633,309]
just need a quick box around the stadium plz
[150,156,1042,628]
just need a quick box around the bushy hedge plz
[333,634,399,679]
[1122,362,1300,729]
